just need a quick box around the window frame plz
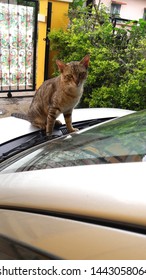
[111,3,121,17]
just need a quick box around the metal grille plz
[0,0,38,95]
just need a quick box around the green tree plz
[48,2,146,110]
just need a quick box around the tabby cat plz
[27,54,90,135]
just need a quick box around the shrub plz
[48,2,146,110]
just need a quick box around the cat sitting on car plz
[12,55,90,135]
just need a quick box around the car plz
[1,107,146,260]
[0,108,133,161]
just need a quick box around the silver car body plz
[1,107,146,260]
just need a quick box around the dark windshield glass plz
[1,110,146,172]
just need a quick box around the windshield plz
[1,110,146,173]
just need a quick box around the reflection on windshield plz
[2,110,146,173]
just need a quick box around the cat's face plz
[56,55,90,87]
[62,62,87,87]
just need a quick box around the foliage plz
[70,0,85,8]
[48,2,146,110]
[17,0,37,7]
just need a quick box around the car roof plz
[58,107,134,123]
[0,117,39,145]
[0,162,146,228]
[0,108,134,145]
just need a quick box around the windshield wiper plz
[0,131,61,163]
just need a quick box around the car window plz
[0,235,59,260]
[1,110,146,172]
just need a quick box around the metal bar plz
[25,1,27,90]
[32,0,38,90]
[17,0,19,91]
[44,2,52,81]
[7,0,12,97]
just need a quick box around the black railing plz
[110,16,138,28]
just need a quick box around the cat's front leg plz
[46,108,57,135]
[64,112,79,133]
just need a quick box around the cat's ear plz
[80,54,90,69]
[56,60,66,73]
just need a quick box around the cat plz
[27,54,90,135]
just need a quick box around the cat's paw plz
[69,128,79,133]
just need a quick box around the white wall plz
[96,0,146,20]
[120,0,146,20]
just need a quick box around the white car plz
[1,107,146,260]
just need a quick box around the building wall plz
[120,0,146,20]
[48,0,71,79]
[36,0,72,89]
[36,0,48,89]
[98,0,146,20]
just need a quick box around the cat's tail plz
[11,112,29,121]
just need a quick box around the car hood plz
[0,162,145,228]
[0,108,134,145]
